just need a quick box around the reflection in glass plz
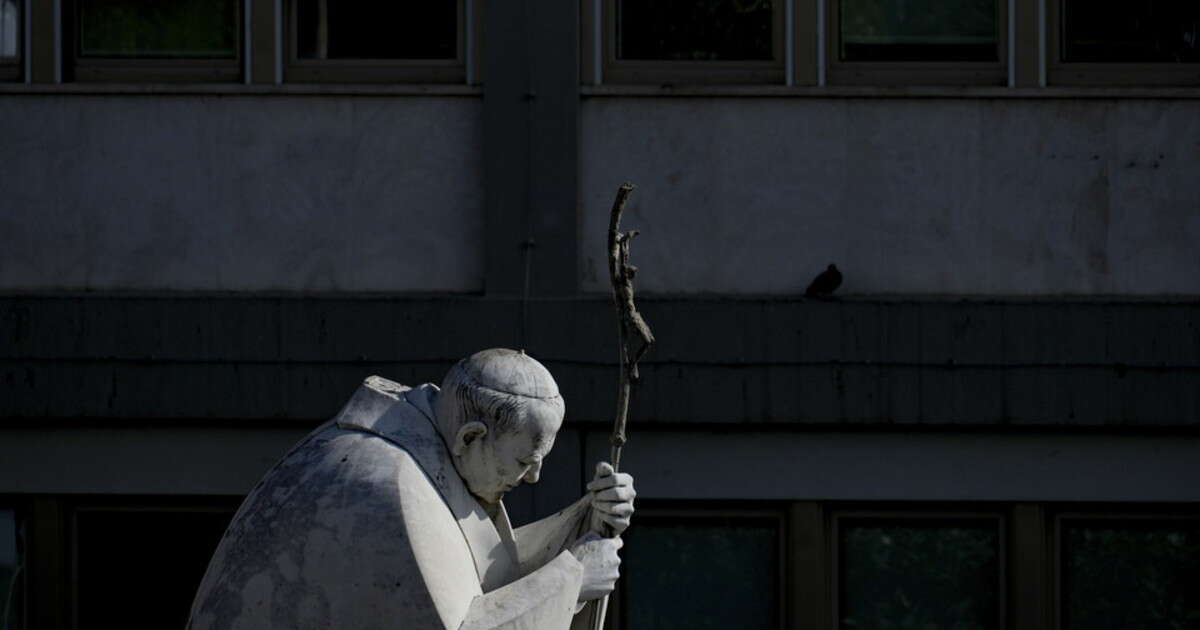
[623,516,779,629]
[295,1,456,60]
[0,0,18,59]
[0,509,21,630]
[78,0,237,58]
[840,519,1000,630]
[1062,0,1200,63]
[617,0,774,61]
[840,0,998,62]
[77,508,234,629]
[1063,520,1200,630]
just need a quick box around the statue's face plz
[454,399,563,506]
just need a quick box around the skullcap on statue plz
[435,348,564,439]
[457,348,561,399]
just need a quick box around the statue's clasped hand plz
[570,532,622,603]
[587,462,635,536]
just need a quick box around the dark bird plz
[805,264,842,298]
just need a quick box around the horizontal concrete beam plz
[2,425,1196,505]
[585,429,1200,503]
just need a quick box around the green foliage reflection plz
[624,518,778,629]
[79,0,237,58]
[840,0,997,61]
[840,522,999,630]
[1064,523,1200,630]
[617,0,774,61]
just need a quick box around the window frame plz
[1046,0,1200,87]
[826,0,1009,86]
[65,0,244,83]
[594,0,787,85]
[0,502,26,630]
[831,508,1008,630]
[283,0,475,84]
[1052,509,1200,630]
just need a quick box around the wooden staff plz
[593,183,654,630]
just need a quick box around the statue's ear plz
[453,421,488,456]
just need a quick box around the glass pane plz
[617,0,775,61]
[1062,0,1200,63]
[295,1,457,60]
[78,0,238,58]
[0,509,21,630]
[76,508,234,630]
[840,519,1000,630]
[1,0,18,59]
[840,0,999,62]
[623,515,779,629]
[1062,520,1200,630]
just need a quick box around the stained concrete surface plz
[0,95,484,292]
[581,98,1200,295]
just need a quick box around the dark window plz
[1061,519,1200,630]
[839,0,999,62]
[295,1,456,60]
[1062,0,1200,63]
[75,507,235,630]
[616,0,775,61]
[622,513,781,629]
[0,0,17,57]
[0,0,20,81]
[77,0,238,59]
[839,518,1001,630]
[0,509,22,630]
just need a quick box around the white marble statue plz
[188,349,635,630]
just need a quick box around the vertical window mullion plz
[788,502,830,630]
[785,0,793,84]
[1011,503,1052,630]
[27,0,53,82]
[250,0,277,83]
[1011,0,1040,86]
[1038,0,1047,85]
[817,0,827,85]
[243,0,252,83]
[792,0,819,85]
[24,0,31,81]
[28,497,67,630]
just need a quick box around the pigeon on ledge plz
[805,264,842,298]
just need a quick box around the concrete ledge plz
[587,429,1200,502]
[0,83,483,97]
[2,425,1196,503]
[581,85,1200,99]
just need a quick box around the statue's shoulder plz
[333,375,428,430]
[362,374,412,396]
[330,376,444,466]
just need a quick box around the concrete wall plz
[581,97,1200,295]
[0,95,484,292]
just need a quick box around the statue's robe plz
[188,376,592,630]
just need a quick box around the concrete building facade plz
[1,1,1198,628]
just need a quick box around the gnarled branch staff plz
[606,182,655,471]
[591,183,655,630]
